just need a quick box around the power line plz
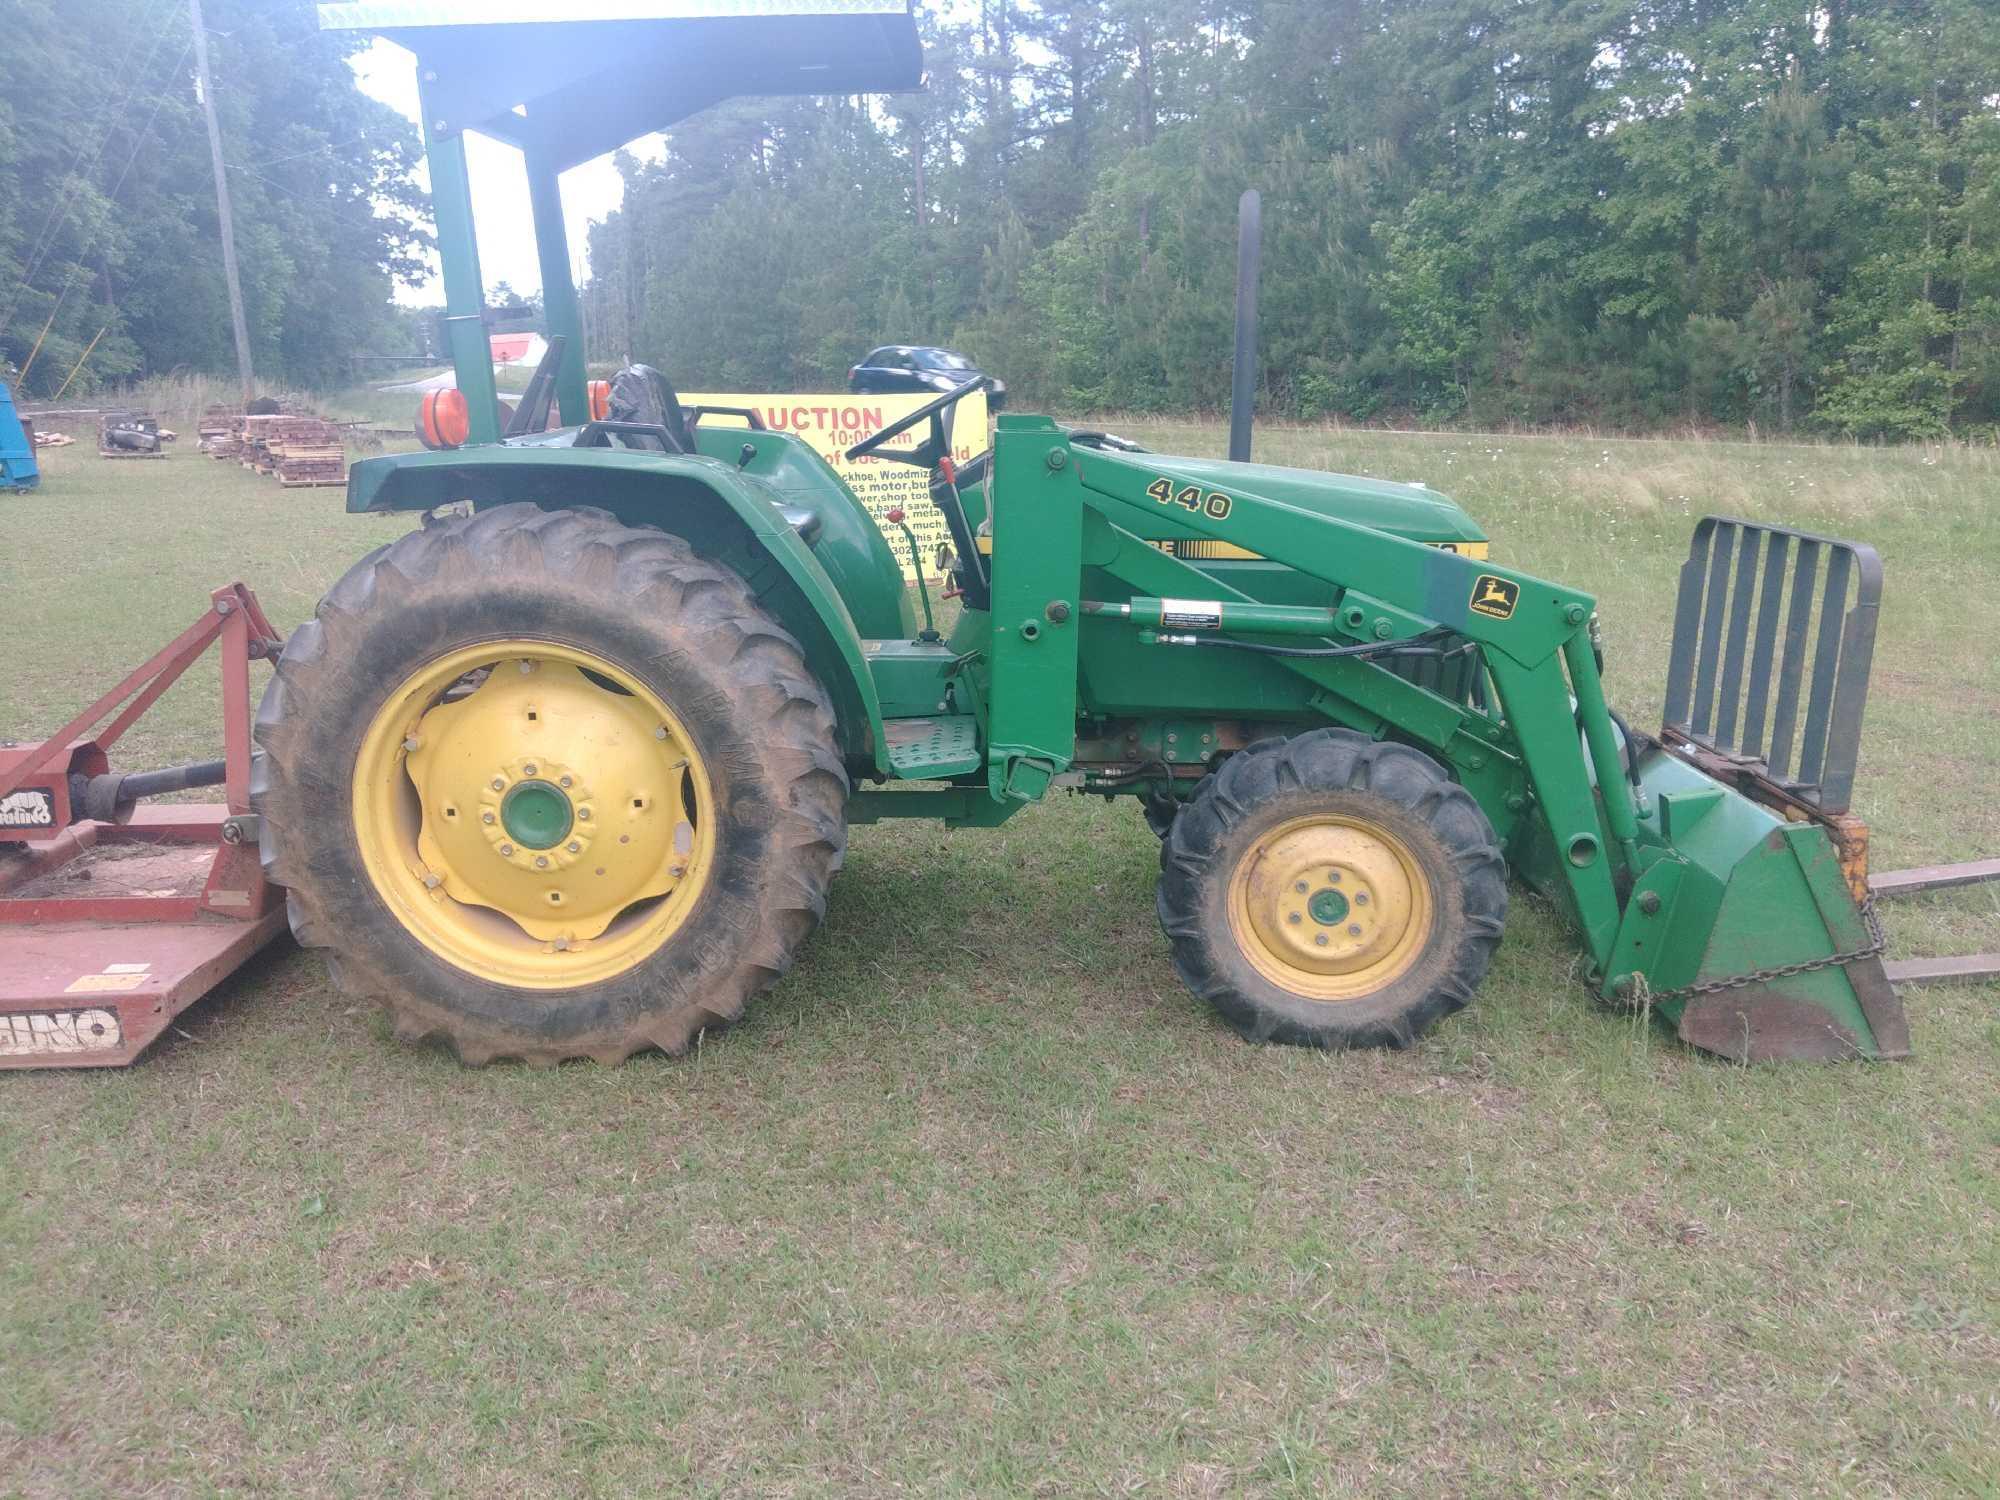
[8,35,198,385]
[5,11,171,291]
[189,0,255,401]
[243,135,376,170]
[0,0,184,337]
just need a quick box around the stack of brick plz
[206,415,246,462]
[215,408,349,485]
[239,414,283,474]
[197,405,239,455]
[265,415,349,488]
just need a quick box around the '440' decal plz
[1145,477,1234,521]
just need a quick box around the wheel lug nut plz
[1348,924,1362,937]
[523,763,537,775]
[577,808,591,821]
[1294,881,1308,893]
[654,726,668,740]
[567,841,580,853]
[491,778,505,791]
[499,843,514,856]
[535,855,549,869]
[1354,892,1369,906]
[1286,912,1300,924]
[403,735,421,753]
[1314,934,1328,947]
[1327,870,1341,883]
[482,811,495,824]
[559,776,572,788]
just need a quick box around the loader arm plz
[979,416,1907,1060]
[988,417,1633,969]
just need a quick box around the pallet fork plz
[0,585,288,1067]
[1872,861,2000,988]
[1659,517,1996,1015]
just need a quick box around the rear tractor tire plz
[252,502,848,1065]
[1157,729,1507,1049]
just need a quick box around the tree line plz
[583,0,1999,438]
[0,0,426,399]
[3,2,1993,438]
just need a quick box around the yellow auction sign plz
[685,391,989,583]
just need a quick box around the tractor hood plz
[1104,452,1496,560]
[1118,452,1488,549]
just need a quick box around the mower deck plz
[0,585,290,1068]
[0,806,287,1067]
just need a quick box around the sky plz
[350,37,663,304]
[347,2,989,307]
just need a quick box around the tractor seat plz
[605,363,695,453]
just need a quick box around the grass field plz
[2,420,1997,1496]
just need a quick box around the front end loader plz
[233,1,1914,1066]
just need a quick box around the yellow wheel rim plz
[1226,811,1434,1000]
[352,640,715,989]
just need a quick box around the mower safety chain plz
[1617,896,1888,1008]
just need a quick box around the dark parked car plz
[847,345,1006,409]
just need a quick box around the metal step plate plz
[883,715,982,779]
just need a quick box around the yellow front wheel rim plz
[1227,812,1434,1000]
[352,640,715,989]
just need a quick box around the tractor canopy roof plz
[317,0,923,170]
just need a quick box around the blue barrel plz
[0,381,39,491]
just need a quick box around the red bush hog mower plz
[1,588,287,1065]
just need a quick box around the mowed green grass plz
[2,424,1997,1497]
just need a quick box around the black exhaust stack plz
[1229,188,1261,463]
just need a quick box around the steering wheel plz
[845,374,989,466]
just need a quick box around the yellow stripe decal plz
[978,536,1488,560]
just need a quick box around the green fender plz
[344,445,892,774]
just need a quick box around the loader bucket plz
[1616,517,1909,1061]
[1619,751,1910,1061]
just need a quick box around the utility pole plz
[189,0,255,402]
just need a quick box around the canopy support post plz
[526,151,590,427]
[420,81,501,446]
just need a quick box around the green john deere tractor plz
[264,1,1906,1065]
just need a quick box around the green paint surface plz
[1308,888,1351,926]
[500,780,572,850]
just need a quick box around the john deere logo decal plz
[1470,575,1519,620]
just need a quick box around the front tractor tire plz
[252,503,848,1065]
[1157,729,1507,1050]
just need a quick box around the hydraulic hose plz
[1147,629,1472,663]
[1605,707,1645,790]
